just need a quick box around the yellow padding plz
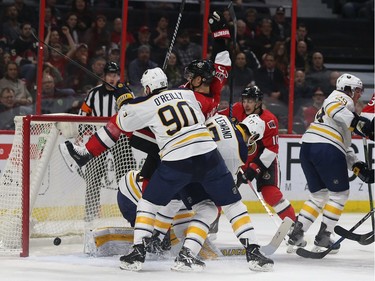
[173,212,194,220]
[95,233,133,247]
[302,204,320,218]
[154,220,171,230]
[135,216,155,226]
[186,226,207,239]
[232,216,251,232]
[324,204,343,216]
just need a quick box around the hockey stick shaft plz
[362,137,374,228]
[227,1,237,118]
[162,0,186,70]
[239,169,280,228]
[31,31,116,90]
[296,209,375,259]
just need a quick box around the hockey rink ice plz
[1,213,373,281]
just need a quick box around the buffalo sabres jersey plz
[302,89,356,154]
[205,114,248,179]
[116,88,216,161]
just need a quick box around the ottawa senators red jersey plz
[219,101,279,169]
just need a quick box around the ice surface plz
[1,213,373,281]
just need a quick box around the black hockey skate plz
[59,141,93,172]
[119,244,146,271]
[143,230,170,256]
[171,246,206,272]
[240,239,274,272]
[312,222,340,254]
[287,221,307,253]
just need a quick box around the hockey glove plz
[352,161,374,184]
[114,82,134,108]
[350,112,372,138]
[244,163,263,182]
[209,11,230,39]
[236,170,247,188]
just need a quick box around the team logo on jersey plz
[262,171,271,180]
[247,142,257,155]
[267,120,276,129]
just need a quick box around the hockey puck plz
[53,237,61,246]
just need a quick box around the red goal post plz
[0,114,141,257]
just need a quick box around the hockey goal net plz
[0,114,142,257]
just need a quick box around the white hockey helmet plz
[141,67,168,94]
[336,73,363,97]
[239,114,265,146]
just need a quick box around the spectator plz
[323,70,341,94]
[46,0,63,27]
[0,61,32,106]
[44,5,59,30]
[150,15,170,66]
[107,47,120,65]
[47,42,76,80]
[61,12,80,45]
[173,29,202,68]
[254,52,287,101]
[43,61,63,86]
[294,69,314,110]
[164,51,183,88]
[295,40,310,72]
[305,51,331,90]
[82,56,107,88]
[41,74,76,114]
[2,3,21,45]
[82,14,111,60]
[10,22,38,91]
[252,18,277,61]
[302,86,326,128]
[235,19,252,55]
[0,87,33,130]
[127,45,158,96]
[243,8,259,40]
[14,0,37,27]
[110,17,135,50]
[70,0,94,38]
[286,22,314,55]
[272,41,289,78]
[271,6,291,41]
[223,52,255,102]
[0,52,12,79]
[126,25,152,67]
[64,43,89,93]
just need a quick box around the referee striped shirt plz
[79,84,118,117]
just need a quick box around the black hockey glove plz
[209,11,230,39]
[352,161,374,184]
[350,112,372,138]
[244,163,262,182]
[114,82,134,108]
[236,170,247,188]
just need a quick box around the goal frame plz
[20,114,111,257]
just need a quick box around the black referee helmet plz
[104,61,120,74]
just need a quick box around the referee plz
[78,61,136,221]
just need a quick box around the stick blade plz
[296,247,328,259]
[261,217,293,255]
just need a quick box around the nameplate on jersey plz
[154,91,183,106]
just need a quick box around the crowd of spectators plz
[0,0,370,131]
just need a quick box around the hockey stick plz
[362,137,374,228]
[227,1,237,118]
[31,30,116,90]
[162,0,186,70]
[218,217,293,256]
[239,169,280,228]
[296,209,375,259]
[334,225,374,245]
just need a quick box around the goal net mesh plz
[0,115,141,255]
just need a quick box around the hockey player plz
[287,73,373,253]
[115,67,273,272]
[118,113,268,252]
[59,11,231,187]
[220,85,297,222]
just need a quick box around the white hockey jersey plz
[302,89,357,157]
[116,88,217,161]
[205,114,248,179]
